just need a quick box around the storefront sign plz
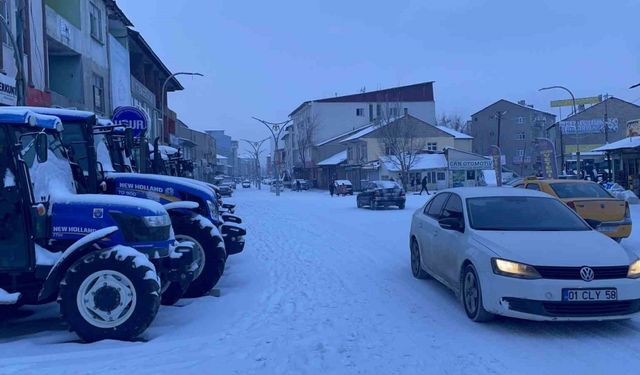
[534,138,558,179]
[0,74,17,105]
[559,118,618,135]
[112,106,148,138]
[627,119,640,137]
[448,159,493,170]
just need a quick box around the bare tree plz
[437,113,467,132]
[295,113,319,179]
[376,103,427,191]
[242,138,268,189]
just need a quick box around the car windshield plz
[549,182,612,199]
[466,196,590,231]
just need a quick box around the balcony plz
[45,5,82,54]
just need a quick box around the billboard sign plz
[559,118,618,135]
[550,96,601,108]
[627,119,640,137]
[534,138,558,179]
[112,106,148,138]
[448,159,493,170]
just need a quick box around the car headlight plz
[491,258,541,279]
[628,259,640,279]
[143,214,171,227]
[207,200,217,216]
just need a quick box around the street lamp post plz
[252,117,291,196]
[160,72,204,144]
[242,137,269,190]
[539,85,578,176]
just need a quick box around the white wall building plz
[285,82,437,180]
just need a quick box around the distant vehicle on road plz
[293,179,310,190]
[516,177,631,242]
[218,183,233,197]
[334,179,353,195]
[357,180,405,209]
[410,187,640,322]
[242,180,251,188]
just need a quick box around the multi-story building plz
[469,99,556,176]
[175,119,217,181]
[285,82,437,182]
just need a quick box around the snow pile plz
[48,227,118,276]
[3,169,15,187]
[35,244,61,266]
[100,245,159,286]
[606,183,640,204]
[0,288,20,305]
[94,135,115,172]
[191,214,223,239]
[28,150,76,202]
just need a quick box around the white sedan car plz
[409,187,640,322]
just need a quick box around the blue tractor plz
[20,107,244,299]
[0,109,192,342]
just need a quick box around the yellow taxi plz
[515,177,632,242]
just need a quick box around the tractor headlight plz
[142,214,171,227]
[491,258,541,279]
[628,259,640,279]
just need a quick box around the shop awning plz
[592,137,640,152]
[318,150,347,166]
[380,154,447,172]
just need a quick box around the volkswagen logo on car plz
[580,266,595,282]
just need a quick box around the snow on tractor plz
[20,107,241,298]
[0,109,195,342]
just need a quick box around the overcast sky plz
[119,0,639,155]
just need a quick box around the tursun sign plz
[112,106,148,138]
[448,159,493,170]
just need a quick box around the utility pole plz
[252,117,291,196]
[493,111,505,148]
[603,94,612,181]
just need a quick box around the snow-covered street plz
[3,187,640,374]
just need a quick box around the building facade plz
[469,99,556,176]
[285,82,437,182]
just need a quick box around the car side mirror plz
[124,128,134,157]
[36,132,48,163]
[585,219,602,230]
[439,217,464,232]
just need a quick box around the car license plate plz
[562,288,617,302]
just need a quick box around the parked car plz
[334,179,353,195]
[242,180,251,188]
[516,177,631,242]
[410,187,640,322]
[357,180,406,209]
[218,183,233,197]
[293,179,310,190]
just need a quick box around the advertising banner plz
[534,138,558,179]
[559,118,618,135]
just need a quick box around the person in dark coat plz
[296,179,301,192]
[419,175,429,195]
[329,181,335,197]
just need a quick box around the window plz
[92,73,105,114]
[517,116,524,124]
[466,170,475,180]
[404,108,409,115]
[549,183,612,199]
[425,193,450,218]
[441,194,464,226]
[356,108,364,116]
[347,146,353,161]
[359,143,367,162]
[376,104,381,119]
[384,144,392,156]
[516,132,525,140]
[90,2,104,43]
[525,184,540,191]
[368,104,373,121]
[516,149,525,157]
[437,172,446,181]
[0,0,8,70]
[389,107,398,117]
[427,142,437,151]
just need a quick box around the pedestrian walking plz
[329,181,335,197]
[296,179,301,192]
[419,175,429,195]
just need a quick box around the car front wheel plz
[461,264,493,322]
[410,239,429,279]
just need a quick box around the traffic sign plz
[112,106,148,138]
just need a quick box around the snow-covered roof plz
[315,124,372,146]
[15,106,95,121]
[341,124,377,142]
[591,137,640,152]
[435,126,473,139]
[380,154,447,172]
[216,154,228,160]
[317,150,347,166]
[0,108,63,131]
